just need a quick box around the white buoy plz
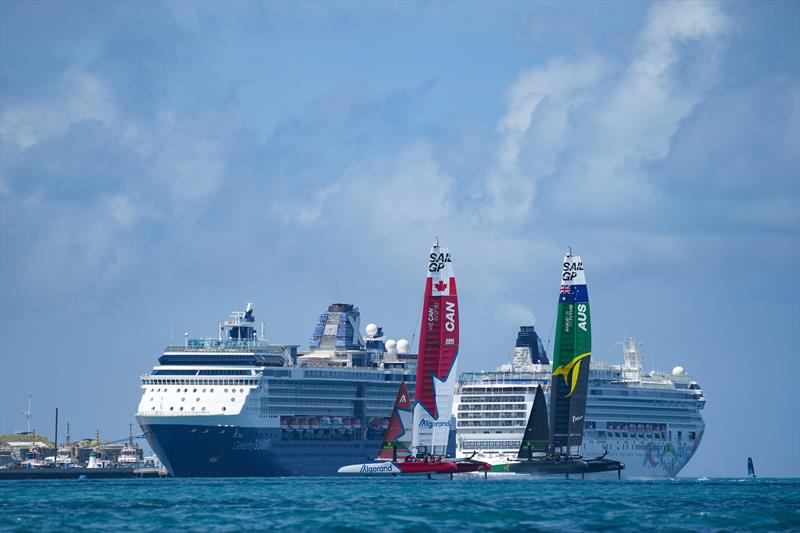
[397,339,409,354]
[365,323,378,337]
[385,339,397,353]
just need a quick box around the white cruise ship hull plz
[454,365,706,478]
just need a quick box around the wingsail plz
[548,250,591,456]
[517,385,549,460]
[377,381,413,461]
[411,239,459,456]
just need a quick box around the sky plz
[1,1,798,477]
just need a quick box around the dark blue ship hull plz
[140,423,385,477]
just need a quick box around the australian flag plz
[559,284,589,303]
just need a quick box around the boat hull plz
[138,420,382,477]
[502,457,624,476]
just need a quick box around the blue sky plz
[1,1,798,476]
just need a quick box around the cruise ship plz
[136,303,417,476]
[453,327,706,477]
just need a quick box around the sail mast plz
[411,239,459,457]
[548,249,591,457]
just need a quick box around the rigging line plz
[409,296,423,353]
[544,308,557,355]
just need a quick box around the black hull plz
[506,457,625,476]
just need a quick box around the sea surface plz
[1,477,798,532]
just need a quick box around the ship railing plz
[164,340,290,353]
[458,371,551,386]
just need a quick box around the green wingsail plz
[548,251,591,455]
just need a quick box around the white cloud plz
[482,1,730,224]
[0,69,117,150]
[484,56,609,225]
[294,182,341,225]
[500,302,537,327]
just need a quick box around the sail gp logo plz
[562,260,583,281]
[419,419,451,429]
[429,252,452,272]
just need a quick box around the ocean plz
[1,477,798,532]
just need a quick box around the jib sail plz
[517,385,549,460]
[377,381,413,460]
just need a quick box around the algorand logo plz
[418,419,451,429]
[359,463,395,474]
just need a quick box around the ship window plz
[191,407,195,411]
[193,389,197,393]
[180,407,183,411]
[151,407,155,410]
[231,398,235,402]
[239,389,244,393]
[202,407,206,411]
[222,407,226,411]
[170,407,174,411]
[181,398,185,402]
[196,398,200,402]
[211,389,214,392]
[203,389,206,393]
[224,389,229,393]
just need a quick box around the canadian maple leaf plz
[434,280,448,291]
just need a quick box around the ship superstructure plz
[454,332,705,477]
[136,303,417,476]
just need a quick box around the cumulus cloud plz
[484,56,609,225]
[0,67,233,292]
[0,69,118,150]
[482,1,730,224]
[500,302,537,327]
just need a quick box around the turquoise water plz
[1,477,798,531]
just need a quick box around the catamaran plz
[493,250,624,477]
[338,240,489,476]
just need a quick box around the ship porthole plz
[170,407,174,411]
[196,398,200,402]
[239,389,243,393]
[231,398,235,402]
[222,407,226,411]
[193,389,197,393]
[180,407,183,411]
[211,389,214,393]
[202,407,206,411]
[224,389,228,393]
[203,389,206,393]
